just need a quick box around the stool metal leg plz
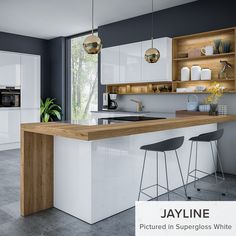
[175,150,188,199]
[214,141,225,180]
[156,152,158,200]
[186,141,193,189]
[210,142,218,184]
[164,152,170,201]
[138,150,147,201]
[194,142,198,189]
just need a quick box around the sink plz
[100,116,166,122]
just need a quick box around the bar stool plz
[138,136,188,201]
[186,129,226,196]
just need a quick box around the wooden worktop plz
[21,115,236,141]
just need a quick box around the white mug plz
[201,45,214,56]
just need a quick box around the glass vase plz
[209,104,218,116]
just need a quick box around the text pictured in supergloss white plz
[135,201,235,236]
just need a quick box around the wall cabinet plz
[21,55,40,109]
[101,37,172,85]
[0,51,21,87]
[119,42,142,83]
[0,110,20,144]
[101,46,119,85]
[141,38,172,82]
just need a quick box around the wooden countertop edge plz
[21,115,236,141]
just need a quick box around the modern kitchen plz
[1,0,236,235]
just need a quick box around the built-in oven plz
[0,87,21,107]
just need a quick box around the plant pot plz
[209,104,218,116]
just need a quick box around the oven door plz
[1,94,14,107]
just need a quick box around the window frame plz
[65,30,99,120]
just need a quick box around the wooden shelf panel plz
[173,52,235,61]
[173,79,235,83]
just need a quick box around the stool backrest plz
[197,129,224,142]
[140,136,184,152]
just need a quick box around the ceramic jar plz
[191,65,201,81]
[201,68,212,80]
[181,67,190,81]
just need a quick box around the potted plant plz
[204,82,223,116]
[40,98,62,122]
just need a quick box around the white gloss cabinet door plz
[0,51,21,87]
[0,110,20,144]
[21,109,40,124]
[101,46,119,85]
[119,42,142,84]
[142,37,172,82]
[21,55,40,109]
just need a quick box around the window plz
[70,33,98,121]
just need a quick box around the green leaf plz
[44,113,50,122]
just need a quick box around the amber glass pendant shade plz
[83,34,102,54]
[145,47,160,63]
[83,0,102,54]
[145,0,160,63]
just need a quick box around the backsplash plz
[115,94,236,114]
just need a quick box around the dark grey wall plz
[0,31,49,99]
[99,0,236,48]
[48,37,66,119]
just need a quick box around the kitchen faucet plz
[130,99,144,112]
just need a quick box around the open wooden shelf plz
[173,52,235,61]
[106,27,236,95]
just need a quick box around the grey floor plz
[0,149,236,236]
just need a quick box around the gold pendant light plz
[145,0,160,63]
[83,0,102,54]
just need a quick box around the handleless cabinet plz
[141,37,172,82]
[101,46,120,85]
[119,42,142,84]
[21,109,40,124]
[21,55,40,109]
[0,51,21,87]
[0,110,20,144]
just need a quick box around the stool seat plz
[140,136,184,152]
[189,129,224,142]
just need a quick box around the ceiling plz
[0,0,197,39]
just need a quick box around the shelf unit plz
[106,27,236,95]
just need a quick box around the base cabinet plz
[0,110,20,145]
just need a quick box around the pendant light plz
[144,0,160,63]
[83,0,102,54]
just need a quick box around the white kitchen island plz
[21,114,236,224]
[54,123,217,224]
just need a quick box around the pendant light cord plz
[151,0,154,48]
[92,0,94,34]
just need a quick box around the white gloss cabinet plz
[101,46,119,85]
[21,54,40,109]
[119,42,142,83]
[0,110,20,145]
[100,37,172,85]
[0,51,21,87]
[141,37,172,82]
[21,109,40,124]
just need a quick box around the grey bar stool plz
[138,136,189,201]
[186,129,226,196]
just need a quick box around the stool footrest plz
[140,183,187,200]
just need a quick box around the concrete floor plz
[0,149,236,236]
